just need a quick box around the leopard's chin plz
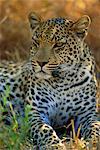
[35,71,52,79]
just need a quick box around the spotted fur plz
[0,12,100,149]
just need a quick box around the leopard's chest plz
[32,71,96,127]
[32,80,84,126]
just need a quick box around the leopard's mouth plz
[34,65,60,79]
[35,70,52,79]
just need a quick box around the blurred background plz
[0,0,100,111]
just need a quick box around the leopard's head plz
[28,12,91,79]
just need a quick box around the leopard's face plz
[29,13,91,79]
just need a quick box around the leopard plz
[0,12,100,149]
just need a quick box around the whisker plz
[47,67,56,69]
[48,64,58,66]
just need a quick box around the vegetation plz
[0,87,33,150]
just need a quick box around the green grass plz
[0,87,33,150]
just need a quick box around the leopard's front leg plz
[27,106,66,149]
[79,110,100,141]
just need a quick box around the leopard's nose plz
[37,61,48,67]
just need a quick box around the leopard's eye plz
[53,43,64,48]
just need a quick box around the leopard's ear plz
[28,12,41,30]
[71,15,91,38]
